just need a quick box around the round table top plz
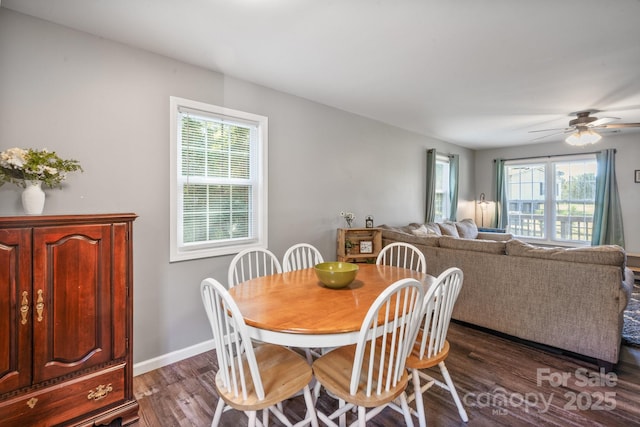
[228,263,432,337]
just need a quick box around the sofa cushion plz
[506,239,625,267]
[455,218,479,239]
[380,227,440,247]
[411,223,442,237]
[439,235,507,254]
[438,221,460,237]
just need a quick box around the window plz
[433,156,450,222]
[170,97,268,261]
[504,155,596,244]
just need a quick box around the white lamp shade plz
[475,199,495,228]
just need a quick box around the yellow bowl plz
[314,262,359,289]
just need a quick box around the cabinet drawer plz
[0,364,126,427]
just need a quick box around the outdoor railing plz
[508,214,593,242]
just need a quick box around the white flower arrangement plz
[0,147,82,188]
[340,211,356,228]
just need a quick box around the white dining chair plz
[228,247,282,288]
[312,278,425,427]
[282,243,324,272]
[376,242,427,273]
[405,267,468,426]
[200,278,318,427]
[282,243,326,362]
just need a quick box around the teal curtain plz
[425,149,436,223]
[495,159,508,229]
[591,149,625,247]
[448,154,459,221]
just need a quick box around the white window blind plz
[170,97,268,261]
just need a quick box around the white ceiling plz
[4,0,640,149]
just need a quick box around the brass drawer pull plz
[27,397,38,409]
[20,291,29,325]
[36,289,44,322]
[87,384,113,401]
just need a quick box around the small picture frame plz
[635,170,640,183]
[360,240,373,254]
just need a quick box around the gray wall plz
[474,135,640,253]
[0,9,474,364]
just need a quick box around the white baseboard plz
[133,339,215,377]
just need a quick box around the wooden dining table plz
[228,263,435,349]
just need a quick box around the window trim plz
[504,154,596,246]
[169,96,268,262]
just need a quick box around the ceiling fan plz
[529,111,640,146]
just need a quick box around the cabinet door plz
[32,224,114,383]
[0,229,32,395]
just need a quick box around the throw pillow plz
[411,224,441,237]
[411,225,430,237]
[381,229,440,247]
[455,218,479,239]
[438,221,460,237]
[378,224,413,235]
[425,223,442,235]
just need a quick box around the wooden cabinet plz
[336,227,382,263]
[0,214,138,426]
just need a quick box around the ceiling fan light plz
[565,129,602,146]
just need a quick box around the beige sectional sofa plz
[380,220,634,365]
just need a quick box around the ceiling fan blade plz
[587,117,620,127]
[531,130,570,141]
[529,127,573,133]
[598,123,640,129]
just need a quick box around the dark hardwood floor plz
[131,322,640,426]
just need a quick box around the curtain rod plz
[493,149,615,162]
[428,148,456,158]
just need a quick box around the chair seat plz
[215,343,313,411]
[406,337,450,370]
[313,343,410,408]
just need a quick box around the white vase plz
[21,180,46,215]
